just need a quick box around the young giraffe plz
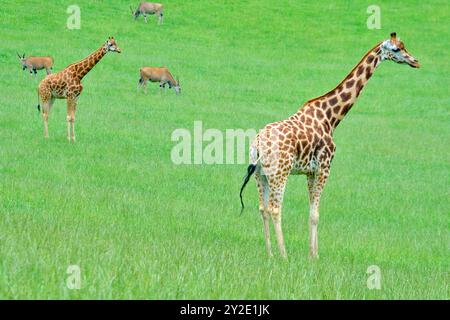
[37,37,121,141]
[240,33,420,259]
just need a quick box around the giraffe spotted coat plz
[243,33,420,259]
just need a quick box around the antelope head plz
[174,77,181,94]
[17,53,27,70]
[130,5,140,19]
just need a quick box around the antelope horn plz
[130,6,134,14]
[17,52,22,58]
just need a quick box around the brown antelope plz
[18,53,53,76]
[131,2,164,24]
[138,67,181,94]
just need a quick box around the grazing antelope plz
[37,37,121,142]
[131,2,164,24]
[239,33,420,259]
[138,67,181,94]
[17,53,53,76]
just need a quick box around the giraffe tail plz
[239,164,257,214]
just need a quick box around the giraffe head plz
[104,37,121,53]
[380,32,420,68]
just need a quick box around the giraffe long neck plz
[73,45,107,80]
[299,42,383,130]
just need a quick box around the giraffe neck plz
[72,45,107,80]
[299,42,384,130]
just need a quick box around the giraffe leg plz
[255,172,272,257]
[40,94,53,139]
[307,174,314,206]
[71,102,77,142]
[66,98,77,142]
[66,112,71,142]
[307,170,329,259]
[267,176,288,259]
[41,104,50,138]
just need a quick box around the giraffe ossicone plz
[240,33,420,259]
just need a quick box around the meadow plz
[0,0,448,299]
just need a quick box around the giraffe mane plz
[303,41,383,106]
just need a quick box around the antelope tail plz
[239,164,257,214]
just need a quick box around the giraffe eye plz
[392,48,400,53]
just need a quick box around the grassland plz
[0,0,448,299]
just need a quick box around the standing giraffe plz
[37,37,121,141]
[240,33,420,259]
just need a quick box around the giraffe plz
[37,37,121,142]
[239,33,420,259]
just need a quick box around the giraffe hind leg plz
[66,98,77,142]
[39,89,53,139]
[256,172,272,257]
[267,175,288,259]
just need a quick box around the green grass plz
[0,0,448,299]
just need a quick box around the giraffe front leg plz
[71,102,77,142]
[71,114,76,142]
[308,169,329,259]
[66,114,71,142]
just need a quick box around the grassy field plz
[0,0,448,299]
